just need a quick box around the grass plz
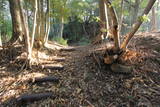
[52,37,68,46]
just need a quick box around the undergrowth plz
[52,37,68,46]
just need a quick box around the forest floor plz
[0,32,160,107]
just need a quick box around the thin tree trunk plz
[35,0,41,40]
[40,0,45,42]
[151,6,157,31]
[31,0,38,51]
[18,0,31,60]
[99,0,108,37]
[44,0,50,44]
[59,17,64,38]
[121,0,156,49]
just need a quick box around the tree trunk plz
[151,6,157,31]
[121,0,156,49]
[44,0,50,44]
[18,0,32,60]
[40,0,45,43]
[59,17,64,38]
[106,0,120,52]
[8,0,23,44]
[30,0,38,51]
[99,0,108,37]
[35,0,41,41]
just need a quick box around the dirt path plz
[1,34,160,106]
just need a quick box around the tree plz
[151,6,157,31]
[106,0,120,51]
[17,0,31,61]
[99,0,108,37]
[8,0,23,44]
[121,0,156,49]
[44,0,51,44]
[104,0,156,66]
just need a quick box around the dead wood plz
[104,55,118,64]
[60,48,76,52]
[28,76,59,84]
[103,47,123,65]
[16,92,55,104]
[43,65,64,70]
[111,63,133,74]
[53,58,65,62]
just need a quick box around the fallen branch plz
[43,65,64,70]
[29,76,60,84]
[17,92,55,104]
[60,48,76,52]
[53,58,65,62]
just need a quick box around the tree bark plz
[40,0,45,43]
[8,0,23,44]
[18,0,32,60]
[35,0,41,41]
[30,0,38,52]
[99,0,108,37]
[151,6,157,31]
[121,0,156,49]
[44,0,51,44]
[106,0,120,52]
[59,17,64,38]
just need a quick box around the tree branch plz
[121,0,156,49]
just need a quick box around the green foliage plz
[78,37,90,45]
[100,28,107,33]
[112,0,122,8]
[92,17,100,22]
[51,0,71,23]
[139,14,150,22]
[52,37,68,46]
[140,0,148,8]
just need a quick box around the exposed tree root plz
[111,63,133,74]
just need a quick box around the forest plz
[0,0,160,106]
